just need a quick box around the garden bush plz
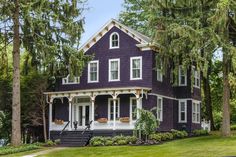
[149,134,162,142]
[0,144,40,155]
[171,129,188,138]
[192,129,209,136]
[126,136,138,144]
[90,136,105,146]
[159,132,174,141]
[230,125,236,131]
[44,140,56,147]
[104,137,113,146]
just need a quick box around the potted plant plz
[97,118,108,123]
[120,117,130,123]
[54,119,64,125]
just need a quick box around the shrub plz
[90,136,104,146]
[192,129,209,136]
[0,144,40,155]
[171,129,188,138]
[54,139,61,145]
[230,125,236,131]
[117,139,128,145]
[149,134,162,142]
[104,137,113,146]
[44,140,56,147]
[112,135,127,145]
[126,136,138,144]
[161,132,174,141]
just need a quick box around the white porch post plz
[49,102,52,139]
[68,97,73,130]
[136,97,142,119]
[91,97,95,130]
[113,98,117,130]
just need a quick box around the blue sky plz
[80,0,124,45]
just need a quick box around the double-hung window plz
[192,101,200,123]
[192,66,200,88]
[108,98,120,120]
[109,59,120,81]
[179,100,187,123]
[156,97,163,121]
[88,60,99,83]
[156,60,163,82]
[179,66,187,86]
[130,56,142,80]
[130,97,137,121]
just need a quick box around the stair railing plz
[81,120,93,135]
[60,121,70,135]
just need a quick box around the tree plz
[135,109,158,141]
[119,0,217,129]
[0,0,89,146]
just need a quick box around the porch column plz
[113,98,117,130]
[48,97,54,140]
[91,97,95,130]
[68,97,73,130]
[136,98,142,119]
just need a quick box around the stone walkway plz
[22,147,66,157]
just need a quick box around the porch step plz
[58,131,93,147]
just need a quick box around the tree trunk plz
[11,0,21,146]
[42,106,47,142]
[202,64,215,130]
[221,51,231,137]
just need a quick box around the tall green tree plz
[0,0,89,146]
[119,0,217,129]
[146,0,236,136]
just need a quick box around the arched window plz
[110,32,119,49]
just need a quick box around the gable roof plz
[79,19,151,53]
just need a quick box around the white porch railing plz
[50,121,135,131]
[201,119,211,132]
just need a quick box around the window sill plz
[109,47,119,49]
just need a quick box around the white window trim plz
[88,60,99,83]
[157,97,163,121]
[109,32,119,49]
[129,97,137,121]
[108,58,120,82]
[130,56,142,80]
[62,75,80,85]
[192,66,200,88]
[179,66,187,86]
[192,100,201,124]
[178,99,187,123]
[108,98,120,121]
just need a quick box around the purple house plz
[44,19,201,145]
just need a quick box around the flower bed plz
[90,129,208,147]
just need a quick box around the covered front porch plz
[44,87,150,135]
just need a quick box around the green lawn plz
[38,134,236,157]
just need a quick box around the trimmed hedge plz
[0,144,41,155]
[192,129,209,136]
[90,136,138,146]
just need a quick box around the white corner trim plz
[130,56,142,80]
[108,58,120,82]
[88,60,99,83]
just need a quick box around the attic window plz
[110,32,119,49]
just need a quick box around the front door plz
[74,103,90,129]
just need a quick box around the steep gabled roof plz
[79,19,151,53]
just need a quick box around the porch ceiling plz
[44,86,151,101]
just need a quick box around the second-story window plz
[110,32,119,49]
[88,60,99,83]
[179,66,187,86]
[109,59,120,81]
[156,60,163,82]
[192,66,200,88]
[130,56,142,80]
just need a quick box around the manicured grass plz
[39,134,236,157]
